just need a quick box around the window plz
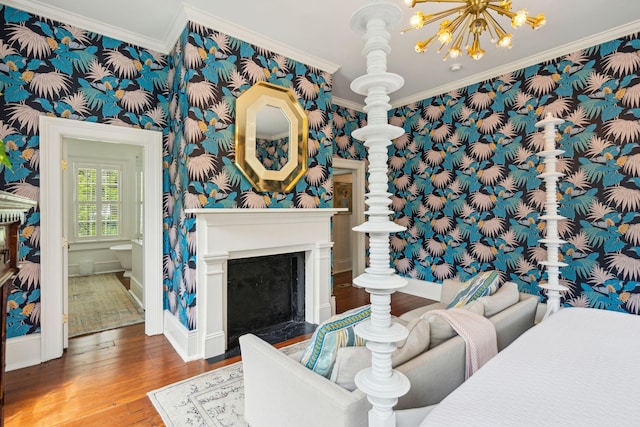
[75,164,122,239]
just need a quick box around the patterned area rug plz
[148,340,309,427]
[68,273,144,337]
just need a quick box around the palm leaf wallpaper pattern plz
[383,36,640,314]
[2,3,640,343]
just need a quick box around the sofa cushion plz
[440,278,464,306]
[329,316,430,391]
[478,281,520,317]
[300,305,370,377]
[398,302,447,323]
[424,301,484,348]
[447,271,500,309]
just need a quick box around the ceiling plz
[7,0,640,108]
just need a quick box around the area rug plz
[68,273,145,337]
[148,340,309,427]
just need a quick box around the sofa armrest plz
[490,292,538,351]
[239,334,369,427]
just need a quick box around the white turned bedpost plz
[535,113,568,319]
[350,2,410,426]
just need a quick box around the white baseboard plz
[6,333,42,371]
[130,277,144,308]
[163,311,201,362]
[400,278,442,302]
[333,259,352,274]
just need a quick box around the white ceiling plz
[7,0,640,108]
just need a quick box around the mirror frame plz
[235,81,308,192]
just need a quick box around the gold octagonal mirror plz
[235,81,308,192]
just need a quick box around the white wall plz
[64,138,142,276]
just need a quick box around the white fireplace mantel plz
[184,208,341,360]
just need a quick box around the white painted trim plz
[6,334,42,371]
[2,0,169,53]
[392,19,640,108]
[39,117,163,364]
[401,278,442,302]
[181,4,340,74]
[332,97,365,112]
[333,158,366,278]
[163,308,202,362]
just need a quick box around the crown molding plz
[332,96,365,112]
[1,0,171,53]
[1,0,342,72]
[162,2,189,53]
[392,19,640,108]
[181,4,340,74]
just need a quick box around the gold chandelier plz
[402,0,546,60]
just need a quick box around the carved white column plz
[350,2,410,426]
[535,113,568,319]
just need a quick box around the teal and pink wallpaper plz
[2,1,640,344]
[163,22,334,329]
[387,35,640,314]
[0,5,169,337]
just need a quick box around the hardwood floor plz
[4,273,433,426]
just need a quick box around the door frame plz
[333,157,366,278]
[40,116,163,362]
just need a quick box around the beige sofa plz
[240,280,539,427]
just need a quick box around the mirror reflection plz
[255,105,290,172]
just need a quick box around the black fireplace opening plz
[226,251,307,350]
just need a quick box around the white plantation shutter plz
[75,164,122,239]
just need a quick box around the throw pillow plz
[299,305,370,377]
[479,281,520,317]
[329,316,430,390]
[446,270,500,309]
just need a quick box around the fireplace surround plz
[187,208,340,359]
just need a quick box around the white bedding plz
[420,307,640,426]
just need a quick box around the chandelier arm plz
[482,10,509,39]
[421,5,469,26]
[412,0,474,4]
[485,3,516,19]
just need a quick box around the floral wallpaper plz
[256,136,289,171]
[333,105,367,161]
[163,22,334,329]
[0,5,169,338]
[387,34,640,314]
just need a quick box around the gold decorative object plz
[235,81,308,193]
[402,0,546,60]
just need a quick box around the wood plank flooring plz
[4,273,433,426]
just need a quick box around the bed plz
[419,307,640,426]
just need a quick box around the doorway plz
[332,158,366,283]
[40,117,163,363]
[62,138,145,339]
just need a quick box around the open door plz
[62,142,69,349]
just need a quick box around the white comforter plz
[421,307,640,426]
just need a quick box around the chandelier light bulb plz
[511,9,528,28]
[438,30,453,44]
[448,47,462,58]
[468,38,485,60]
[410,12,426,28]
[497,33,512,48]
[532,14,546,30]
